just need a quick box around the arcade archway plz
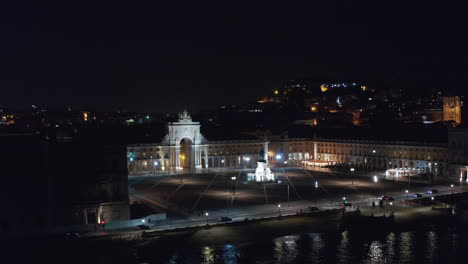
[180,138,192,168]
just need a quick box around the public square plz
[128,167,451,221]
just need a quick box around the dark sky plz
[1,1,467,113]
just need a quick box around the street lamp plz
[205,212,209,224]
[373,176,378,183]
[342,197,346,201]
[451,184,454,194]
[350,168,355,185]
[278,204,281,215]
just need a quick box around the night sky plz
[1,1,467,113]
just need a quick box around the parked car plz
[136,224,150,230]
[427,189,438,194]
[309,206,319,211]
[340,202,352,207]
[218,216,232,222]
[413,193,423,198]
[379,195,395,201]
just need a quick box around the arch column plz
[204,147,209,168]
[193,145,202,169]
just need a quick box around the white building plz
[128,110,268,174]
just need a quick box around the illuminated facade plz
[443,96,463,125]
[268,138,449,178]
[128,110,268,174]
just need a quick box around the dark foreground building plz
[0,129,129,234]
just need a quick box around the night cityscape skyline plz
[2,2,468,264]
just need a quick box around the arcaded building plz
[128,111,268,174]
[128,113,460,181]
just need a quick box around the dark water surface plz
[164,225,465,264]
[4,224,466,264]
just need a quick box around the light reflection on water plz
[164,226,467,264]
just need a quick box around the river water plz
[162,225,465,264]
[5,222,466,263]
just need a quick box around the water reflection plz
[306,233,325,263]
[398,232,415,264]
[273,235,301,263]
[425,231,438,264]
[164,226,468,264]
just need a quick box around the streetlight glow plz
[373,176,378,183]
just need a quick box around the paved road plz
[84,182,467,239]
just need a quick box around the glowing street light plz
[205,212,209,224]
[373,176,378,183]
[276,154,282,160]
[451,184,454,194]
[278,204,281,215]
[342,197,346,201]
[315,181,318,188]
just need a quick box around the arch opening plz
[180,138,193,168]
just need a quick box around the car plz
[66,232,80,240]
[340,202,352,207]
[413,193,423,198]
[427,189,438,194]
[379,196,395,201]
[218,216,232,222]
[136,224,150,230]
[309,206,319,211]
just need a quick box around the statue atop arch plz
[178,109,192,123]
